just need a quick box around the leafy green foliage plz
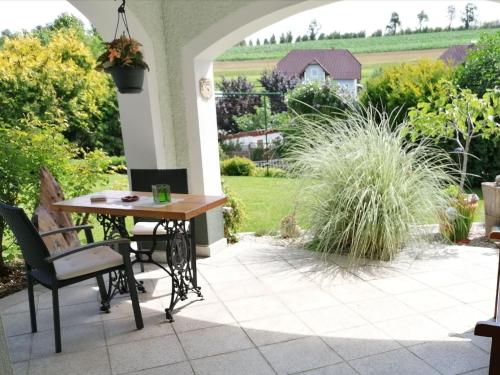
[254,167,287,178]
[233,101,290,132]
[286,81,352,117]
[0,25,122,155]
[259,69,299,113]
[455,31,500,96]
[216,76,260,133]
[222,181,245,243]
[0,120,110,268]
[288,107,457,261]
[361,59,452,124]
[408,82,500,188]
[220,157,256,176]
[440,187,477,242]
[96,35,149,70]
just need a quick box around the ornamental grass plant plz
[288,107,457,261]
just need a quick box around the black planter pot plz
[106,66,145,94]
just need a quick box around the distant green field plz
[218,28,499,61]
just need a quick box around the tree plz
[417,10,429,31]
[279,33,286,44]
[263,38,269,45]
[286,31,293,43]
[295,36,302,43]
[318,33,326,40]
[386,12,401,35]
[0,29,122,155]
[269,34,276,44]
[307,19,321,40]
[301,35,309,42]
[408,82,500,189]
[447,5,456,30]
[256,38,261,46]
[215,76,260,133]
[455,31,500,96]
[259,69,299,113]
[461,3,477,30]
[248,39,253,46]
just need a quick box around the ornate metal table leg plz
[95,214,146,310]
[163,219,202,322]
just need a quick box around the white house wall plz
[336,79,357,97]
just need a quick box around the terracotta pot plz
[106,66,145,94]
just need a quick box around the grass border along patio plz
[102,174,484,235]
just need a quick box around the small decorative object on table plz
[152,184,171,204]
[96,0,149,93]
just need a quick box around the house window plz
[311,68,318,76]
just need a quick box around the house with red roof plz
[276,49,362,97]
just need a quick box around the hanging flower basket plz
[105,65,145,94]
[96,1,149,94]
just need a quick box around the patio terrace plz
[1,234,497,375]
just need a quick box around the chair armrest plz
[39,224,94,237]
[45,238,130,263]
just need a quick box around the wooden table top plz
[52,190,227,220]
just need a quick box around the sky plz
[0,0,498,40]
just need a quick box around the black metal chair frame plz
[0,203,143,353]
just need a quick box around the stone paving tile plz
[108,334,186,374]
[128,361,194,375]
[209,277,271,302]
[192,348,275,375]
[277,288,340,313]
[323,324,401,360]
[37,285,99,309]
[29,347,111,375]
[407,270,468,288]
[7,333,32,363]
[349,348,441,375]
[240,313,313,346]
[369,275,428,295]
[375,314,450,346]
[103,314,174,345]
[11,361,29,375]
[178,324,253,359]
[1,235,498,375]
[408,338,490,375]
[424,304,487,333]
[347,295,415,323]
[31,322,105,359]
[394,288,461,313]
[298,362,358,375]
[224,295,290,322]
[171,302,235,333]
[298,305,367,335]
[439,282,495,304]
[260,336,342,375]
[328,281,387,304]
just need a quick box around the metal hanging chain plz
[114,0,132,40]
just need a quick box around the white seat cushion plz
[132,221,167,236]
[54,246,124,280]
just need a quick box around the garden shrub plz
[455,30,500,96]
[361,60,452,124]
[286,81,353,117]
[222,181,245,243]
[254,167,287,178]
[259,69,299,113]
[108,155,127,174]
[220,157,256,176]
[288,107,457,261]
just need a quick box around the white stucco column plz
[183,59,226,255]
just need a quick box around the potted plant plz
[96,35,149,94]
[440,186,479,243]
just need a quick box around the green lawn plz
[91,174,485,237]
[218,28,500,61]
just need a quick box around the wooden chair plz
[0,203,143,353]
